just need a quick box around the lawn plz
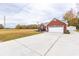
[76,29,79,32]
[0,29,40,42]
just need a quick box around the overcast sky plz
[0,3,77,28]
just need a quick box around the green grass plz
[0,29,40,42]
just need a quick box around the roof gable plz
[47,18,66,27]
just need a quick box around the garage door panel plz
[49,27,63,32]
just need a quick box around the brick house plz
[47,18,67,33]
[39,18,67,33]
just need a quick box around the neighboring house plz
[38,18,67,33]
[38,23,47,32]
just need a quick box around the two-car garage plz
[47,18,67,33]
[48,27,63,32]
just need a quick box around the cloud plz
[0,3,26,16]
[0,3,77,28]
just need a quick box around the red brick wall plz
[47,19,67,32]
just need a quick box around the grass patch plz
[76,30,79,32]
[0,29,40,42]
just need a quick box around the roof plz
[47,18,67,27]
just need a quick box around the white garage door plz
[49,27,63,32]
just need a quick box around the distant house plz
[38,23,46,32]
[38,18,67,33]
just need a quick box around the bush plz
[76,24,79,30]
[64,30,70,34]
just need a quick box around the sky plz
[0,3,77,28]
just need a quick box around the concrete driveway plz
[0,31,79,56]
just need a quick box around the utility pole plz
[4,16,6,28]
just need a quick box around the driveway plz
[0,32,79,56]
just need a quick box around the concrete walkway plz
[0,31,79,56]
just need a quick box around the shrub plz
[64,30,70,34]
[76,24,79,30]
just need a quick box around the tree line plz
[15,24,38,29]
[0,24,38,29]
